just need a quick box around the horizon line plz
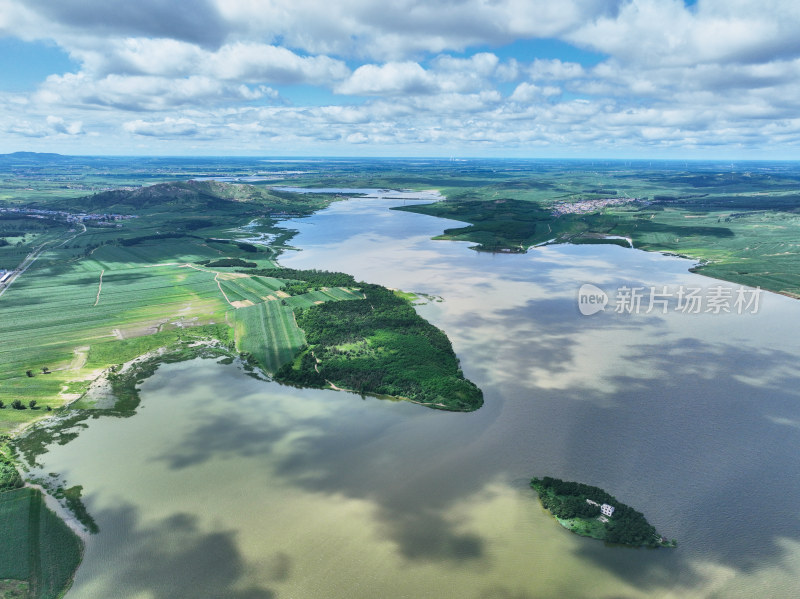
[3,151,800,163]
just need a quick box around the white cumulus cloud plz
[34,73,279,111]
[2,0,800,156]
[123,117,201,137]
[335,62,434,96]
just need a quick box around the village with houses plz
[0,205,137,225]
[551,196,650,217]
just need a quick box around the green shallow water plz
[27,195,800,598]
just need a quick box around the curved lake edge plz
[5,187,463,431]
[0,188,469,599]
[391,195,792,301]
[8,189,485,527]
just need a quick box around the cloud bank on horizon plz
[1,0,800,158]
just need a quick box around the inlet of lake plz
[28,193,800,598]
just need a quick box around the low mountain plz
[0,151,72,163]
[55,180,282,212]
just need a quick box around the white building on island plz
[587,499,616,520]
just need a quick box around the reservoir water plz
[30,195,800,598]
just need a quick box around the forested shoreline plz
[253,268,483,411]
[531,477,676,548]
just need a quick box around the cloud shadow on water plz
[144,314,800,592]
[150,373,494,565]
[417,289,800,590]
[534,335,800,589]
[70,504,278,599]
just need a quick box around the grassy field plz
[0,178,350,432]
[0,490,31,581]
[234,301,306,372]
[217,274,287,303]
[231,283,366,372]
[282,287,363,309]
[0,488,82,599]
[0,244,232,430]
[0,236,366,430]
[555,515,607,540]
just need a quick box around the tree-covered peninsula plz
[266,269,483,412]
[531,477,676,548]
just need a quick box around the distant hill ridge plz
[4,151,65,158]
[0,151,72,163]
[43,179,330,217]
[74,180,271,210]
[37,180,292,213]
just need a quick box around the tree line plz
[247,267,358,288]
[0,450,23,492]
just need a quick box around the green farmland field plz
[0,243,231,429]
[282,287,363,309]
[0,488,82,599]
[234,301,306,372]
[231,282,364,371]
[0,200,372,431]
[0,177,317,430]
[217,275,287,304]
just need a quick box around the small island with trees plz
[531,477,676,548]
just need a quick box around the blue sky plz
[0,38,78,91]
[1,0,800,158]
